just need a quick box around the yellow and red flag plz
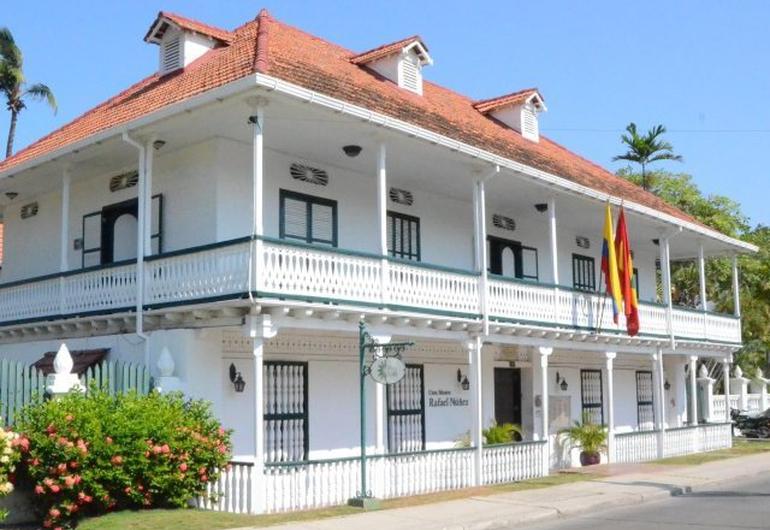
[615,207,640,336]
[601,203,623,324]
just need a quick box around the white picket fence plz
[614,423,732,463]
[0,358,152,427]
[203,442,547,514]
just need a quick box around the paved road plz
[523,471,770,530]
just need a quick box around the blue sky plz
[5,1,770,226]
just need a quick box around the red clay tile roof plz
[33,348,109,376]
[144,11,234,44]
[350,35,427,65]
[473,88,545,114]
[0,9,708,230]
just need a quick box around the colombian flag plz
[615,207,640,336]
[601,203,623,324]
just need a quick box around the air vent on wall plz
[290,163,329,186]
[492,214,516,231]
[576,236,590,249]
[109,171,139,192]
[389,187,414,206]
[20,202,39,220]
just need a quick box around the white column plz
[250,102,266,295]
[371,334,392,454]
[477,180,489,334]
[660,238,675,347]
[467,337,483,486]
[548,197,558,285]
[245,314,276,514]
[60,168,71,272]
[698,244,707,311]
[536,346,552,475]
[732,255,741,317]
[688,356,698,425]
[604,352,616,463]
[722,359,732,422]
[135,141,147,338]
[143,136,157,256]
[652,349,665,458]
[697,365,715,422]
[377,143,389,306]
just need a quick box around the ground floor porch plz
[0,321,735,514]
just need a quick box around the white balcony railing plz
[0,238,742,344]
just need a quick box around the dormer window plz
[145,12,233,75]
[473,89,547,142]
[351,36,432,95]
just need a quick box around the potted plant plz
[483,421,523,444]
[560,415,607,466]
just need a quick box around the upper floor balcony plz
[0,85,751,350]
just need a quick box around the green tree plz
[613,123,683,191]
[618,168,769,378]
[1,27,57,158]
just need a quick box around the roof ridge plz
[253,8,271,74]
[349,34,425,64]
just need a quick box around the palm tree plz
[613,122,682,191]
[1,27,57,159]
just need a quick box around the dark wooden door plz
[488,236,523,278]
[100,198,138,264]
[494,367,522,427]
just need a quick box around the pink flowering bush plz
[0,429,25,521]
[16,389,231,529]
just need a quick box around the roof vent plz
[160,35,182,74]
[389,187,414,206]
[110,171,139,192]
[20,202,39,220]
[145,12,233,75]
[473,89,547,142]
[290,163,329,186]
[351,36,432,95]
[492,214,516,232]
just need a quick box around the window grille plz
[387,364,425,452]
[636,371,655,430]
[264,361,308,463]
[580,369,604,425]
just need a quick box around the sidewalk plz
[244,453,770,530]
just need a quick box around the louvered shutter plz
[400,54,422,94]
[310,202,334,245]
[161,35,182,74]
[283,197,308,241]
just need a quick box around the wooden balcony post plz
[248,98,266,294]
[377,143,389,306]
[548,197,559,322]
[604,352,616,463]
[732,255,741,317]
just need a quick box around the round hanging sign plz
[369,356,406,385]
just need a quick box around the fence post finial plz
[46,343,83,397]
[154,346,183,394]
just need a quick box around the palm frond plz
[24,82,57,113]
[0,27,22,70]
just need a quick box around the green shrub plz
[559,414,608,455]
[15,389,231,529]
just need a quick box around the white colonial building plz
[0,9,757,514]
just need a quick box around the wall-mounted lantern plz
[457,368,470,391]
[229,363,245,393]
[664,379,671,391]
[556,371,568,391]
